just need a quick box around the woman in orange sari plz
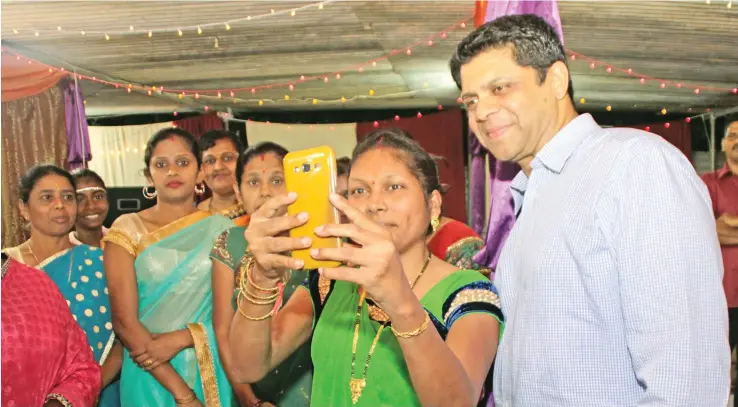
[196,130,249,226]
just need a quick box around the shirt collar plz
[718,162,734,179]
[532,113,600,174]
[510,170,529,216]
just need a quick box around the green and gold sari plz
[210,226,313,406]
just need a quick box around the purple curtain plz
[470,0,564,276]
[62,79,91,170]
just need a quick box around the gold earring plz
[142,185,157,200]
[195,183,206,196]
[430,216,440,233]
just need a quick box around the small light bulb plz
[57,26,62,31]
[570,55,576,61]
[579,98,586,104]
[394,115,400,121]
[660,82,666,89]
[606,105,612,111]
[324,77,329,83]
[34,32,39,37]
[694,88,701,94]
[129,25,134,31]
[312,98,318,105]
[147,90,152,95]
[258,100,264,106]
[665,122,671,129]
[368,90,375,96]
[247,16,252,20]
[427,40,433,46]
[231,91,235,97]
[197,26,203,35]
[291,10,296,16]
[178,29,183,36]
[225,23,231,30]
[341,96,347,103]
[318,3,324,9]
[217,91,222,98]
[80,30,86,35]
[13,29,18,34]
[105,33,110,41]
[461,22,467,28]
[284,95,290,100]
[417,112,423,119]
[639,78,645,84]
[148,30,153,38]
[661,108,667,115]
[289,84,294,91]
[336,73,341,80]
[195,93,200,99]
[271,9,275,14]
[371,61,377,67]
[406,49,412,55]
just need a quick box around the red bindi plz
[259,153,265,161]
[377,136,384,149]
[168,136,176,142]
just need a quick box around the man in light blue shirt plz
[450,14,729,406]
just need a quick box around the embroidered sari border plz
[139,211,212,253]
[103,228,138,257]
[98,332,117,366]
[187,322,223,407]
[36,248,73,269]
[445,236,484,258]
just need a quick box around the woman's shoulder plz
[210,225,248,271]
[103,213,147,256]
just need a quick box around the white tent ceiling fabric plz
[245,121,357,159]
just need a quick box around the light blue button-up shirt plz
[493,114,730,406]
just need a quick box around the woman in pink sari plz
[1,252,101,407]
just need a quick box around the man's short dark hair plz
[198,130,243,156]
[449,14,574,104]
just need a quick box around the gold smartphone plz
[283,146,342,269]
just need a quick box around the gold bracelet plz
[244,255,284,293]
[238,288,278,306]
[236,300,275,321]
[174,390,197,404]
[391,313,430,339]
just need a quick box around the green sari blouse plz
[210,226,313,406]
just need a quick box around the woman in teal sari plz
[211,142,312,407]
[4,164,122,407]
[104,128,236,407]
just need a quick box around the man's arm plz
[600,138,730,405]
[717,215,738,245]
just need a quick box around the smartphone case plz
[283,146,342,269]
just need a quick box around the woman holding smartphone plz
[210,141,312,407]
[229,129,503,407]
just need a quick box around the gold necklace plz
[349,252,431,404]
[26,241,40,265]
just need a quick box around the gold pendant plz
[349,377,366,404]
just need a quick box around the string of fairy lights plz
[9,0,337,39]
[3,2,736,120]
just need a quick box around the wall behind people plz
[356,109,467,222]
[246,121,357,157]
[88,121,174,187]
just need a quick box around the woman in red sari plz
[426,183,491,277]
[1,252,101,407]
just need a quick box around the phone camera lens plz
[302,163,311,172]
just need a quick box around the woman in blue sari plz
[103,128,235,407]
[3,164,122,407]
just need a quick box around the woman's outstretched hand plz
[244,192,310,280]
[310,193,416,315]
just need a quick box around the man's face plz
[459,46,564,169]
[722,121,738,162]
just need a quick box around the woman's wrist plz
[386,297,427,332]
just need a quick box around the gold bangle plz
[174,390,197,404]
[238,288,278,306]
[244,256,282,293]
[391,313,430,339]
[236,300,274,321]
